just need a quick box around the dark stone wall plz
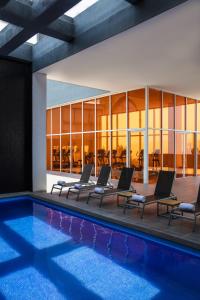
[0,57,32,193]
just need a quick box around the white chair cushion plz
[131,194,146,203]
[57,181,66,185]
[94,187,104,194]
[74,183,82,189]
[179,203,195,212]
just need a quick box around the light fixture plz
[0,20,8,31]
[65,0,98,18]
[26,34,38,45]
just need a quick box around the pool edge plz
[1,191,200,253]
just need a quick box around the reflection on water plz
[0,200,200,300]
[34,203,200,294]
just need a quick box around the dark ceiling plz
[0,0,188,71]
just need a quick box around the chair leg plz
[123,203,127,214]
[87,194,91,204]
[140,204,145,219]
[51,185,54,194]
[76,190,80,201]
[193,215,197,232]
[168,212,172,226]
[66,188,70,199]
[157,203,159,216]
[99,196,103,208]
[117,194,120,207]
[59,186,63,197]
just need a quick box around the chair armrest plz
[107,181,114,189]
[88,180,96,185]
[130,184,136,193]
[170,192,177,200]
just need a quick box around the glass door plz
[175,132,185,177]
[175,132,196,177]
[185,133,195,176]
[129,130,144,183]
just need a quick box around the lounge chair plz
[87,167,134,207]
[66,165,112,201]
[168,184,200,232]
[51,164,93,196]
[123,170,176,218]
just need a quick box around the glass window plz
[61,105,70,133]
[149,89,162,129]
[111,93,126,130]
[46,109,51,134]
[83,100,95,131]
[128,89,145,128]
[149,130,161,183]
[96,96,110,131]
[71,134,82,174]
[186,98,196,131]
[148,130,162,168]
[71,103,82,132]
[96,132,110,175]
[111,131,126,179]
[162,92,174,129]
[52,136,60,171]
[175,96,186,130]
[185,133,195,176]
[46,136,51,170]
[130,132,144,183]
[176,133,184,177]
[61,135,70,172]
[162,130,175,171]
[197,101,200,131]
[83,133,95,175]
[52,107,60,134]
[197,134,200,175]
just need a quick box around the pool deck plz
[29,176,200,251]
[1,177,200,251]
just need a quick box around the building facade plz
[46,87,200,183]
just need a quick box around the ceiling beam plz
[0,0,81,55]
[125,0,141,4]
[0,0,74,42]
[0,24,21,48]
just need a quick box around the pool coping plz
[1,191,200,252]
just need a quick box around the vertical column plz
[60,107,62,173]
[94,98,97,177]
[82,101,84,172]
[50,109,52,171]
[194,101,197,176]
[183,98,187,177]
[109,95,112,178]
[174,95,176,174]
[126,91,130,167]
[32,72,47,192]
[161,91,163,170]
[69,104,72,173]
[144,87,149,184]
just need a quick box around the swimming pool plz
[0,196,199,300]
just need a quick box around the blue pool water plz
[0,197,200,300]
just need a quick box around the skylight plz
[0,20,8,31]
[26,34,38,45]
[65,0,98,18]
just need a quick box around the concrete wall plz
[32,72,47,191]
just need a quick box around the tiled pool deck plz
[1,176,200,250]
